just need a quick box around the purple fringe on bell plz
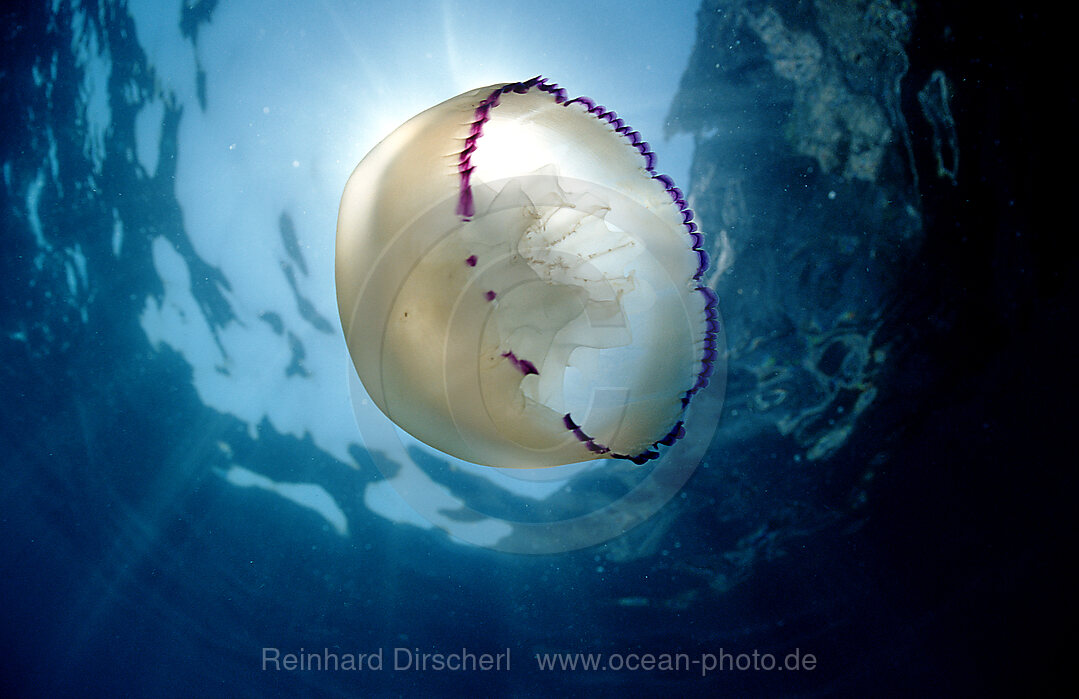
[502,351,539,376]
[459,76,720,464]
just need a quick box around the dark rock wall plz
[669,0,927,460]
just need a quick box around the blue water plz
[1,1,1067,696]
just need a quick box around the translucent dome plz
[337,77,717,468]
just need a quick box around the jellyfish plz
[336,77,718,468]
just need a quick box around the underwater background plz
[1,0,1070,696]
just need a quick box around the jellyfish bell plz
[336,77,718,469]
